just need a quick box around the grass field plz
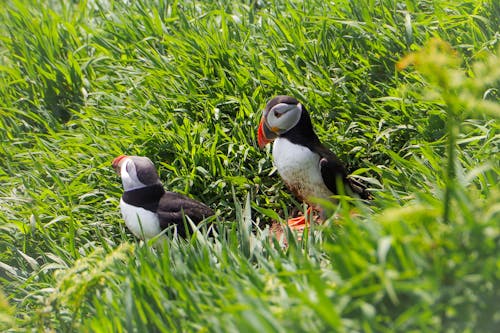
[0,0,499,331]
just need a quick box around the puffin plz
[257,95,371,230]
[112,155,214,240]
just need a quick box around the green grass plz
[0,0,499,331]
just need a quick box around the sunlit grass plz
[0,0,499,331]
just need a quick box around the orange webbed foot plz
[287,207,313,231]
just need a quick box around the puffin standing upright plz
[257,95,371,230]
[112,155,214,240]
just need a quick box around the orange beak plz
[257,117,277,148]
[112,155,128,174]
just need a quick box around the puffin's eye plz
[274,110,282,118]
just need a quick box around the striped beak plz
[257,117,278,148]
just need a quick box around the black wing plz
[315,144,372,200]
[157,191,214,237]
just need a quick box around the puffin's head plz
[258,95,303,148]
[112,155,161,191]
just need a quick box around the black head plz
[258,95,319,148]
[112,155,162,191]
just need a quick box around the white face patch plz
[120,158,147,191]
[265,103,302,134]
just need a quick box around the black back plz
[157,192,214,237]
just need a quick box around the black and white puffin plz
[257,95,371,230]
[112,155,214,240]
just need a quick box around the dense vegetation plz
[0,0,498,331]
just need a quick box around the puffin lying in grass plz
[258,95,371,231]
[112,155,214,240]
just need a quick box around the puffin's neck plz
[280,110,321,149]
[122,183,165,210]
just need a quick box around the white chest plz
[272,138,334,203]
[119,198,163,240]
